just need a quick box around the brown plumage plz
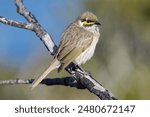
[31,11,100,89]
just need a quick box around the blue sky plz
[0,0,85,67]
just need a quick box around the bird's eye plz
[81,18,86,22]
[86,20,93,23]
[82,20,94,25]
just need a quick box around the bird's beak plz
[95,21,101,26]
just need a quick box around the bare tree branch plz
[0,77,116,100]
[0,16,34,30]
[0,77,85,89]
[15,0,57,54]
[0,0,117,100]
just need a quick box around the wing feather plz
[55,23,93,72]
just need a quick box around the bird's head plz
[77,11,101,33]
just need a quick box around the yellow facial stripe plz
[83,21,94,25]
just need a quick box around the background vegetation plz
[0,0,150,99]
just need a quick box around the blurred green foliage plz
[85,0,150,99]
[0,0,150,99]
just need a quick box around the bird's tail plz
[31,59,60,89]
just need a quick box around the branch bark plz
[0,0,117,100]
[0,77,85,89]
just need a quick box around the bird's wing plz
[56,28,93,72]
[57,46,83,72]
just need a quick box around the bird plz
[31,11,101,89]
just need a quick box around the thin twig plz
[0,16,34,30]
[0,77,85,89]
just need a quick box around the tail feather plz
[31,59,60,89]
